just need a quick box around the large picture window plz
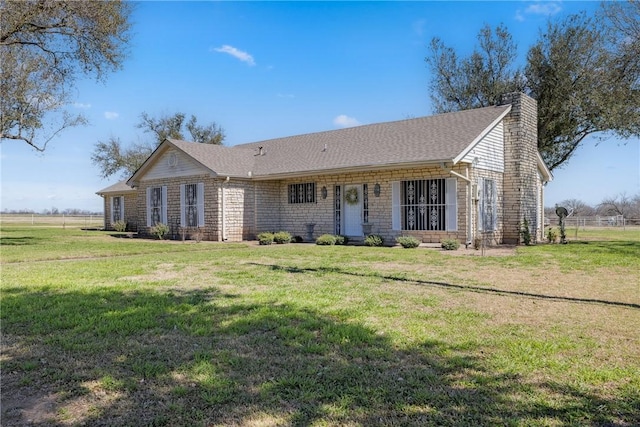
[288,182,316,204]
[392,178,457,231]
[180,183,205,227]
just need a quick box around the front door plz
[343,184,362,236]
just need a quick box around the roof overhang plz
[537,152,553,182]
[249,159,457,181]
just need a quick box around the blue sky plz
[1,1,638,212]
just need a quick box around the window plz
[110,196,123,224]
[288,182,316,204]
[392,178,457,231]
[146,186,167,226]
[180,183,205,227]
[478,178,497,231]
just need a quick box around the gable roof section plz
[238,105,512,178]
[127,139,255,186]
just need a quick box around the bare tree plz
[0,0,132,151]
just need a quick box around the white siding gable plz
[141,148,210,181]
[461,122,504,172]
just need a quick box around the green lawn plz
[1,225,638,426]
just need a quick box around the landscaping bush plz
[334,235,349,245]
[273,231,292,244]
[441,238,460,250]
[547,227,559,243]
[112,220,127,232]
[396,235,420,248]
[364,234,384,247]
[316,234,337,245]
[258,232,274,245]
[150,223,169,240]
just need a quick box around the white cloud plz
[212,45,256,66]
[413,19,427,37]
[73,102,92,109]
[104,111,119,120]
[333,115,361,128]
[515,1,562,21]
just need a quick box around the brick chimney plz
[500,92,540,244]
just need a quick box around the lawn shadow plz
[2,285,638,426]
[252,263,640,310]
[0,236,42,246]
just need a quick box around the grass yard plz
[1,226,638,426]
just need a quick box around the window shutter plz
[161,186,168,224]
[445,178,457,231]
[179,184,186,227]
[391,181,401,231]
[146,188,152,226]
[110,197,115,224]
[490,180,497,231]
[477,178,484,232]
[197,182,205,227]
[121,197,124,223]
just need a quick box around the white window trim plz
[146,186,167,226]
[180,183,205,228]
[110,196,124,224]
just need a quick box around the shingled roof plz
[240,104,511,178]
[126,103,512,184]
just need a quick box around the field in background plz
[1,224,638,426]
[0,214,104,228]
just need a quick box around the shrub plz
[273,231,292,244]
[150,223,169,240]
[364,234,384,247]
[316,234,337,245]
[547,227,559,243]
[112,220,127,232]
[396,235,420,248]
[334,235,349,245]
[520,217,532,245]
[441,238,460,250]
[292,235,304,243]
[258,232,274,245]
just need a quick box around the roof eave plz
[249,159,457,180]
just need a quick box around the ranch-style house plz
[97,92,552,245]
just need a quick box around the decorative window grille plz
[478,178,497,231]
[146,186,167,227]
[288,183,316,204]
[150,187,163,225]
[184,183,198,227]
[363,184,369,223]
[111,196,123,223]
[334,185,341,235]
[401,179,446,231]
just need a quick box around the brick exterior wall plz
[501,92,541,244]
[101,193,138,232]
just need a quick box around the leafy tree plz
[92,112,225,179]
[0,0,132,151]
[426,24,524,113]
[425,7,640,171]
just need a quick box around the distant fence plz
[0,214,104,228]
[546,216,640,229]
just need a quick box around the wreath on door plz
[345,187,359,205]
